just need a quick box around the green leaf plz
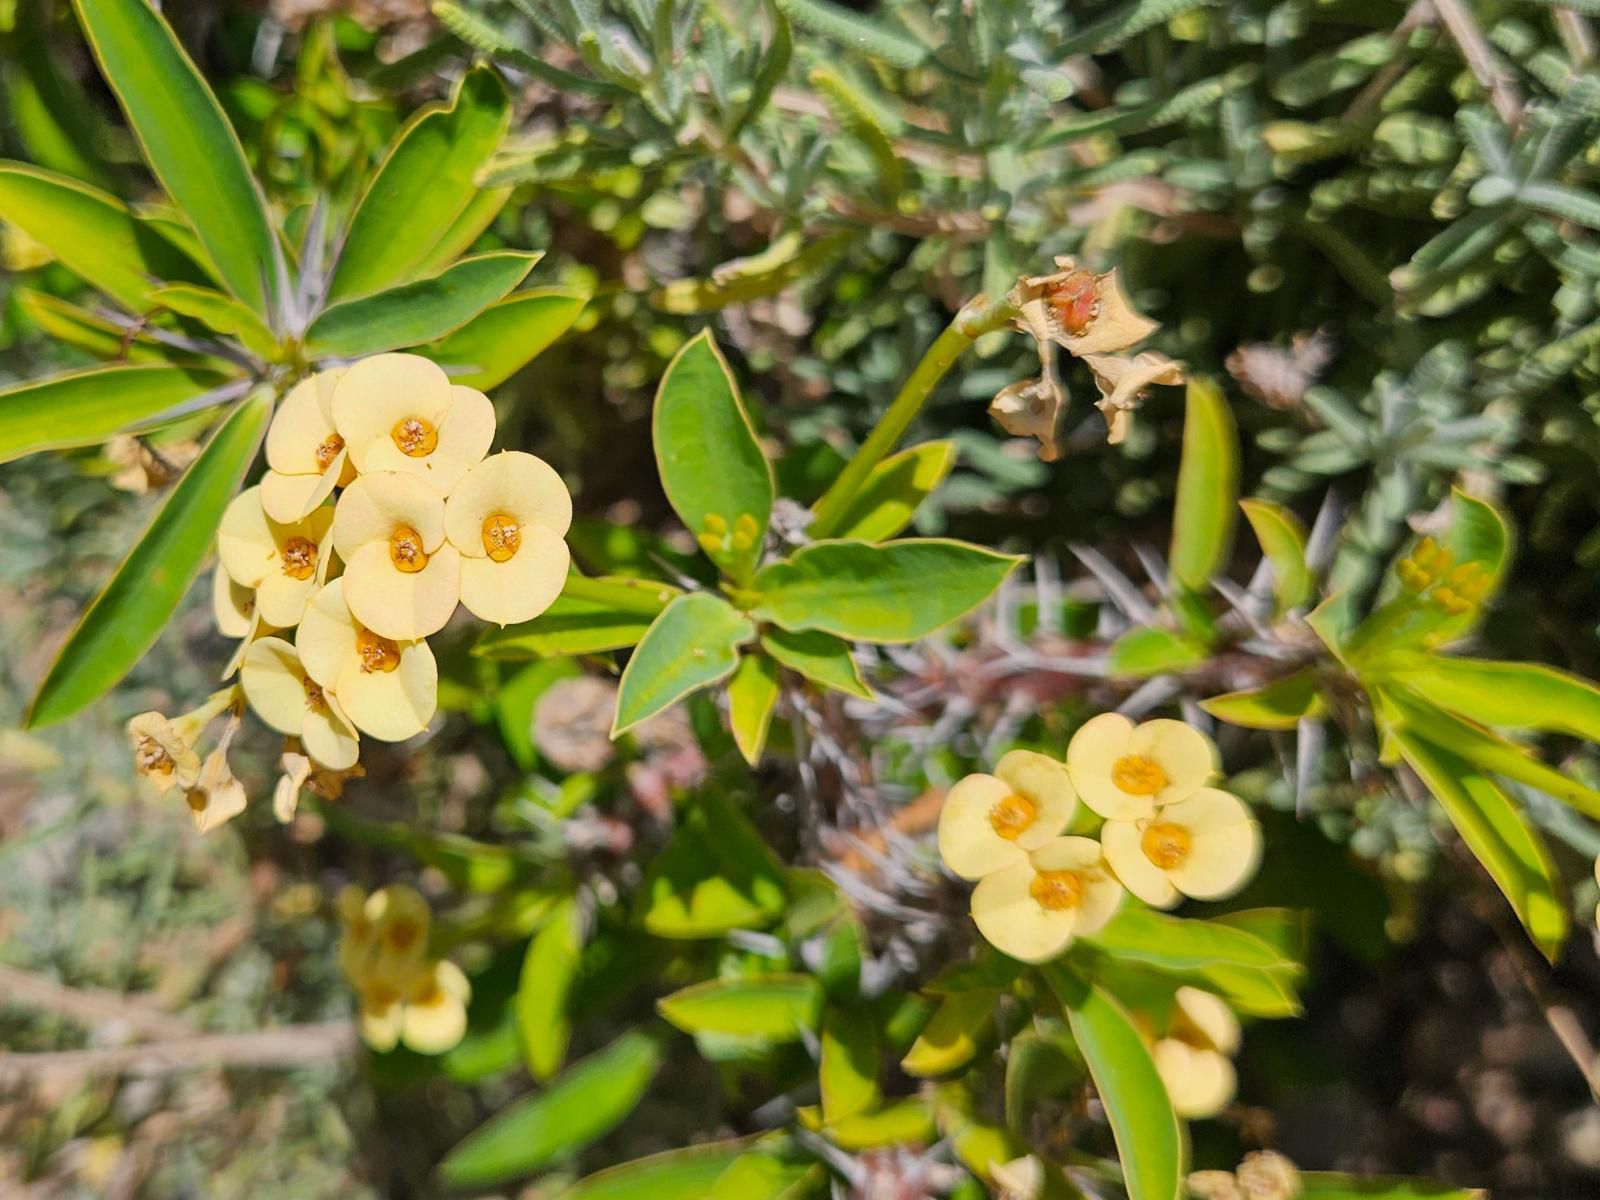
[475,600,654,659]
[753,539,1023,644]
[1392,726,1568,960]
[412,184,513,279]
[27,389,271,727]
[0,363,232,464]
[314,801,532,892]
[15,290,187,364]
[709,1150,822,1200]
[1169,377,1239,592]
[819,1005,880,1122]
[1383,654,1600,743]
[1201,668,1325,730]
[305,250,539,359]
[827,440,957,542]
[0,163,200,311]
[1045,967,1183,1200]
[1004,1027,1082,1134]
[900,988,999,1078]
[728,652,781,766]
[439,1030,662,1188]
[819,1099,937,1150]
[5,2,119,189]
[1298,1173,1485,1199]
[653,330,774,580]
[775,0,927,68]
[658,975,822,1041]
[422,287,587,390]
[73,0,277,313]
[560,1141,753,1200]
[761,628,874,700]
[637,791,788,937]
[613,593,756,736]
[1211,908,1310,963]
[151,284,278,360]
[517,894,583,1081]
[1240,498,1312,614]
[1082,907,1298,975]
[328,65,510,301]
[1106,625,1210,678]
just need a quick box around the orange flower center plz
[1141,822,1192,870]
[1045,271,1101,336]
[1029,869,1084,911]
[389,525,428,573]
[281,535,318,580]
[988,792,1038,840]
[365,983,399,1011]
[314,433,345,470]
[186,791,208,813]
[135,736,175,776]
[391,416,438,457]
[386,918,421,954]
[303,677,328,712]
[1112,754,1167,796]
[481,513,521,562]
[357,628,402,674]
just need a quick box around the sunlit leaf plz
[1169,376,1239,592]
[827,440,957,542]
[761,628,874,700]
[613,593,756,736]
[728,652,781,766]
[658,975,822,1040]
[0,363,233,464]
[1240,497,1312,614]
[1201,668,1325,730]
[423,287,588,390]
[517,893,583,1081]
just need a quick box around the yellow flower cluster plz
[337,884,470,1055]
[134,353,572,832]
[1393,535,1491,616]
[1151,985,1241,1119]
[936,714,1261,962]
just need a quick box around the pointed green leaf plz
[828,440,957,542]
[329,65,510,301]
[1106,625,1210,678]
[1298,1173,1485,1198]
[1169,377,1239,592]
[27,389,272,727]
[1392,726,1568,960]
[0,363,233,464]
[761,628,874,699]
[439,1030,662,1188]
[1044,966,1183,1200]
[819,1005,880,1122]
[412,185,513,279]
[822,1098,936,1150]
[561,1141,753,1200]
[475,598,654,659]
[728,652,781,766]
[709,1150,822,1200]
[151,284,278,360]
[653,330,774,580]
[900,988,999,1078]
[1082,907,1298,975]
[0,163,202,311]
[306,250,539,359]
[1201,668,1325,730]
[72,0,277,313]
[1004,1027,1082,1135]
[5,2,119,189]
[1240,498,1312,614]
[752,539,1023,644]
[423,287,587,390]
[658,975,822,1040]
[517,894,583,1081]
[1382,654,1600,743]
[612,593,756,736]
[637,791,788,937]
[14,290,184,364]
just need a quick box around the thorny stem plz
[808,293,1018,540]
[1431,0,1524,129]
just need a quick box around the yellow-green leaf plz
[612,593,756,736]
[1106,625,1209,678]
[728,652,781,766]
[27,389,272,727]
[1201,668,1325,730]
[517,894,583,1081]
[820,1099,936,1150]
[900,988,999,1077]
[151,284,278,361]
[658,975,822,1040]
[761,628,874,700]
[561,1141,753,1200]
[637,791,788,937]
[0,363,233,464]
[1383,653,1600,744]
[422,287,587,390]
[819,1005,880,1123]
[1168,377,1239,592]
[1240,497,1312,613]
[827,440,957,542]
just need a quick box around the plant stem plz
[560,573,679,615]
[808,293,1017,540]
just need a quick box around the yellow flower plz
[124,688,234,797]
[1151,987,1240,1119]
[1010,257,1158,357]
[970,836,1123,963]
[211,561,258,640]
[1101,787,1261,908]
[937,750,1078,880]
[331,353,495,494]
[1066,713,1217,819]
[337,884,467,1054]
[398,959,472,1054]
[217,486,335,628]
[260,370,355,523]
[442,451,573,626]
[239,637,359,769]
[272,748,313,823]
[184,713,248,835]
[1081,351,1187,445]
[297,578,438,741]
[331,471,461,640]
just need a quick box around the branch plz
[1432,0,1524,128]
[0,964,197,1041]
[0,1022,359,1086]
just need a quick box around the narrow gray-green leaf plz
[0,363,232,464]
[305,251,539,359]
[27,389,272,727]
[612,593,756,736]
[73,0,278,313]
[752,539,1023,644]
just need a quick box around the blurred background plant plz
[9,0,1600,1197]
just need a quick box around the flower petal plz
[995,749,1078,848]
[1028,835,1123,935]
[332,353,453,473]
[937,772,1028,880]
[355,384,496,494]
[445,450,574,558]
[1129,719,1217,806]
[1173,986,1240,1055]
[1100,817,1181,909]
[457,525,569,626]
[970,858,1080,964]
[241,637,314,734]
[336,638,437,742]
[343,539,461,640]
[400,979,468,1054]
[260,459,343,525]
[1164,789,1261,901]
[359,1000,402,1052]
[217,486,280,588]
[302,691,360,770]
[297,578,360,690]
[1152,1039,1236,1119]
[211,562,254,639]
[1067,712,1156,820]
[265,371,341,474]
[332,471,447,560]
